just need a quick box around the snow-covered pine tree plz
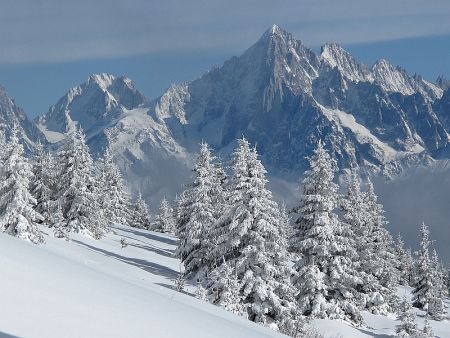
[412,222,434,310]
[206,259,246,317]
[174,263,186,293]
[97,142,133,226]
[406,248,415,287]
[290,141,336,319]
[211,157,228,220]
[326,170,363,323]
[31,142,55,225]
[51,201,68,240]
[154,197,175,234]
[357,178,396,314]
[235,145,296,326]
[421,318,434,338]
[176,142,219,276]
[55,128,106,239]
[395,296,418,338]
[132,192,151,229]
[428,249,446,321]
[0,128,44,243]
[195,279,208,301]
[290,142,361,322]
[279,203,294,243]
[174,189,190,238]
[395,234,413,286]
[209,138,296,326]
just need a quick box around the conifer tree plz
[51,202,68,240]
[31,142,55,224]
[395,234,413,286]
[209,138,296,326]
[174,263,186,293]
[97,142,133,226]
[195,280,208,301]
[55,128,106,239]
[413,222,434,310]
[0,129,44,243]
[206,260,246,317]
[154,197,175,234]
[280,203,293,250]
[174,189,190,238]
[428,249,446,321]
[291,142,361,322]
[421,318,434,338]
[357,178,396,313]
[176,142,219,276]
[132,192,151,229]
[395,296,418,338]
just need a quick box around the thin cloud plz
[1,0,450,64]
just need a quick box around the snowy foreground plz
[0,225,448,338]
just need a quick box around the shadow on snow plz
[72,240,179,280]
[115,226,179,246]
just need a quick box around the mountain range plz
[1,24,449,207]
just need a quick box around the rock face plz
[0,86,46,150]
[37,25,450,204]
[148,25,449,176]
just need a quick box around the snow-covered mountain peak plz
[320,43,372,83]
[245,25,320,97]
[269,24,282,35]
[371,59,443,100]
[260,24,292,42]
[436,75,450,91]
[87,73,137,93]
[88,73,116,90]
[37,73,147,139]
[0,85,46,149]
[372,59,416,96]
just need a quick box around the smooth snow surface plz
[1,225,448,338]
[0,225,284,338]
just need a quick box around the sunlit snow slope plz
[1,225,449,338]
[0,225,285,338]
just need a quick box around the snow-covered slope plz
[1,226,449,338]
[0,226,286,338]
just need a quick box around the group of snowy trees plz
[0,125,446,335]
[173,138,448,335]
[0,127,151,243]
[396,296,435,338]
[175,139,297,329]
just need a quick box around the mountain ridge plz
[33,24,450,204]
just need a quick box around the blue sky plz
[1,0,449,116]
